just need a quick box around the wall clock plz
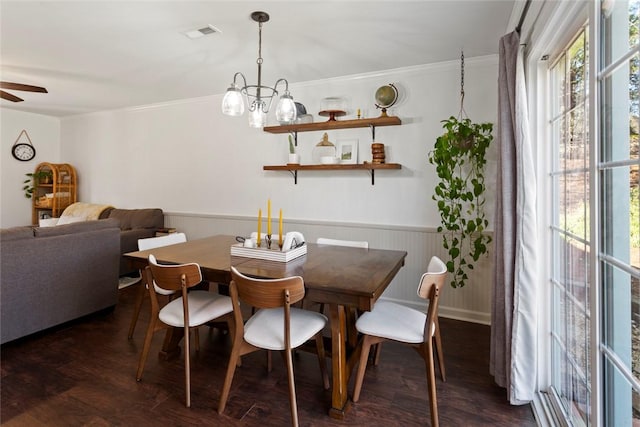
[11,129,36,161]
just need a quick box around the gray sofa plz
[98,207,164,276]
[1,218,121,344]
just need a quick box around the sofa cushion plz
[0,226,34,242]
[131,209,163,229]
[34,218,119,238]
[107,208,163,231]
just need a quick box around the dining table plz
[124,234,407,419]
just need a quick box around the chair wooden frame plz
[218,267,330,427]
[128,233,187,339]
[136,255,234,408]
[352,256,447,427]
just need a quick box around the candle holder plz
[266,234,272,249]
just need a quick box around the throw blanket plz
[61,202,114,220]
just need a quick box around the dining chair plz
[352,256,447,427]
[218,266,330,427]
[136,254,234,408]
[315,237,369,345]
[128,232,188,339]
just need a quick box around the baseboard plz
[379,296,491,325]
[439,306,491,325]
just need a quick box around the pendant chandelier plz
[221,11,296,128]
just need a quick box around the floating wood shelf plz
[263,163,401,185]
[263,115,401,135]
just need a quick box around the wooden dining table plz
[124,234,407,419]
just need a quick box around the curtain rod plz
[515,0,532,34]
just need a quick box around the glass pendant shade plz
[275,92,297,123]
[221,85,244,116]
[248,104,267,128]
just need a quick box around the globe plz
[374,84,398,117]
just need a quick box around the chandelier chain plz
[257,22,263,64]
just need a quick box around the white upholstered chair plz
[352,256,448,427]
[136,254,234,407]
[128,233,187,339]
[218,266,330,427]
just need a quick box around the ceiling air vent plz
[183,24,222,40]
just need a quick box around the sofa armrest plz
[120,229,157,254]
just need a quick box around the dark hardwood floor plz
[1,285,537,426]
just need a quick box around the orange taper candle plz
[257,209,262,247]
[279,209,283,247]
[267,199,272,235]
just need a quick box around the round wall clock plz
[12,143,36,161]
[11,129,36,161]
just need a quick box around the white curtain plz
[490,30,538,405]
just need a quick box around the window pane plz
[602,357,638,425]
[552,55,566,118]
[603,261,634,373]
[562,172,589,241]
[601,0,639,67]
[569,32,588,109]
[569,107,587,165]
[602,167,634,262]
[568,238,589,306]
[600,53,639,163]
[553,230,567,280]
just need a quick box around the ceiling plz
[0,1,518,118]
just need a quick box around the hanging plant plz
[427,51,493,288]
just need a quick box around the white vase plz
[288,153,300,164]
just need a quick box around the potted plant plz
[428,116,493,288]
[288,134,300,164]
[22,170,53,199]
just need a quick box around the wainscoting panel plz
[165,212,493,325]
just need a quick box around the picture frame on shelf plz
[338,139,358,164]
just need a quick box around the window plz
[543,2,640,425]
[549,26,592,426]
[598,0,640,425]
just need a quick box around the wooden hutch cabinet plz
[31,163,77,225]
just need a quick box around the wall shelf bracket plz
[288,169,298,184]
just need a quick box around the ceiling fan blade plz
[0,81,48,93]
[0,90,23,102]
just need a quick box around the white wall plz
[61,55,498,226]
[1,108,60,227]
[22,55,498,323]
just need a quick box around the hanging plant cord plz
[459,50,468,120]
